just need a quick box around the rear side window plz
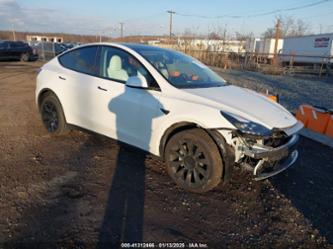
[59,46,100,75]
[11,42,26,48]
[0,42,9,49]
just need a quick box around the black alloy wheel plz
[40,93,68,135]
[42,100,59,132]
[165,129,223,193]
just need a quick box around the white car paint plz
[36,42,302,159]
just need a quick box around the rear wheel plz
[164,128,223,193]
[40,93,68,135]
[20,53,29,62]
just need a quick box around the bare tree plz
[208,32,221,40]
[262,15,311,38]
[288,19,309,36]
[262,28,275,38]
[235,31,254,41]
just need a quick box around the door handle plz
[98,86,107,91]
[58,76,66,80]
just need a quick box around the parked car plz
[35,43,303,193]
[32,42,68,56]
[0,41,38,61]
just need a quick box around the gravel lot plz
[1,61,333,248]
[215,68,333,112]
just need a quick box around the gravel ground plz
[214,68,333,112]
[1,61,333,249]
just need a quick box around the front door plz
[92,46,162,150]
[0,42,10,60]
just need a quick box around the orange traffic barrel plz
[267,94,279,102]
[307,106,330,134]
[295,105,313,127]
[324,113,333,138]
[264,89,279,103]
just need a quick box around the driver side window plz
[99,46,158,88]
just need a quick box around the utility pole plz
[11,24,16,41]
[119,22,124,39]
[273,18,281,66]
[167,10,175,44]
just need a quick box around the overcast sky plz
[0,0,332,37]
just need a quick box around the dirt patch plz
[1,61,333,248]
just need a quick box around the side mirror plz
[126,76,149,89]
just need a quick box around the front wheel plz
[164,129,223,193]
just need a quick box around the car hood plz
[182,85,297,129]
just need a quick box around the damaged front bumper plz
[241,134,300,180]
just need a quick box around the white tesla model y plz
[36,43,303,192]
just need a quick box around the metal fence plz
[159,45,332,76]
[28,42,75,61]
[28,42,332,76]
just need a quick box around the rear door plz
[57,45,101,129]
[7,42,18,59]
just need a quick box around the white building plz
[26,35,64,43]
[147,40,161,46]
[177,38,246,53]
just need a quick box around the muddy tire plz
[164,128,223,193]
[40,93,68,135]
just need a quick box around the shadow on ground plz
[271,137,333,244]
[3,133,147,249]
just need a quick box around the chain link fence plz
[28,41,74,61]
[158,44,332,77]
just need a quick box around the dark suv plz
[0,41,38,61]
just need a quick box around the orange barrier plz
[307,106,330,134]
[267,94,279,102]
[295,105,314,127]
[262,90,279,103]
[324,114,333,138]
[296,104,333,138]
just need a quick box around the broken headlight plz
[221,111,272,137]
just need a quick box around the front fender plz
[149,97,235,156]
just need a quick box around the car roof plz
[78,42,166,52]
[120,43,164,51]
[0,40,27,44]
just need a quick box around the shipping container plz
[245,38,261,53]
[281,33,333,64]
[258,38,284,59]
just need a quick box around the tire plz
[40,93,68,135]
[20,53,29,62]
[164,128,223,193]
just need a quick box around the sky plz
[0,0,332,38]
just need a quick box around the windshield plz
[132,46,226,89]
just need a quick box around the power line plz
[301,10,333,19]
[175,0,332,19]
[248,0,332,17]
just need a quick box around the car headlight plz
[220,111,271,137]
